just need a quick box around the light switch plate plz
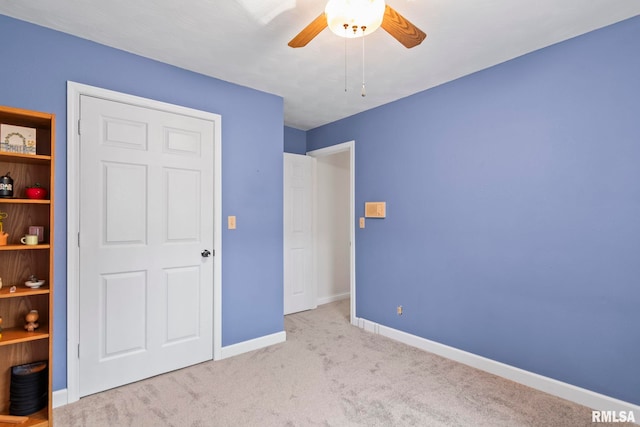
[359,217,365,228]
[228,215,236,229]
[365,202,386,218]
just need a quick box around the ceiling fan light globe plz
[325,0,386,38]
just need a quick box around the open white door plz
[78,95,215,396]
[283,153,316,315]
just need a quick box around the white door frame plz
[307,141,356,325]
[66,82,222,404]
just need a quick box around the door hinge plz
[212,249,215,257]
[78,119,81,135]
[77,232,80,248]
[77,343,80,358]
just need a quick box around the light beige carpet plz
[54,299,620,426]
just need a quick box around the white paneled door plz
[283,153,316,315]
[78,95,215,396]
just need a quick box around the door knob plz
[201,249,212,258]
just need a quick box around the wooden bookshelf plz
[0,106,54,426]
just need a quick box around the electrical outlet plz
[397,305,403,316]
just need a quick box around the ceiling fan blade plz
[381,5,426,48]
[288,13,327,48]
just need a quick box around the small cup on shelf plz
[28,226,45,243]
[20,234,38,245]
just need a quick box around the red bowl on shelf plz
[25,186,47,199]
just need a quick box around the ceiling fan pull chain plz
[361,26,366,97]
[344,24,348,92]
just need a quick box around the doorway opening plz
[307,141,356,325]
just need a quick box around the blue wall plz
[284,126,307,154]
[308,16,640,405]
[0,15,285,391]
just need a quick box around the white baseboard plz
[317,292,350,306]
[219,331,287,360]
[53,388,68,408]
[356,317,640,415]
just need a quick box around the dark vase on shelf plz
[0,172,13,198]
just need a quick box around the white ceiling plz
[1,1,638,130]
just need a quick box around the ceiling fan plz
[288,0,426,49]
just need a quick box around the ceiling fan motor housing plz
[325,0,386,37]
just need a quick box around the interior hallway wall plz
[316,151,351,304]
